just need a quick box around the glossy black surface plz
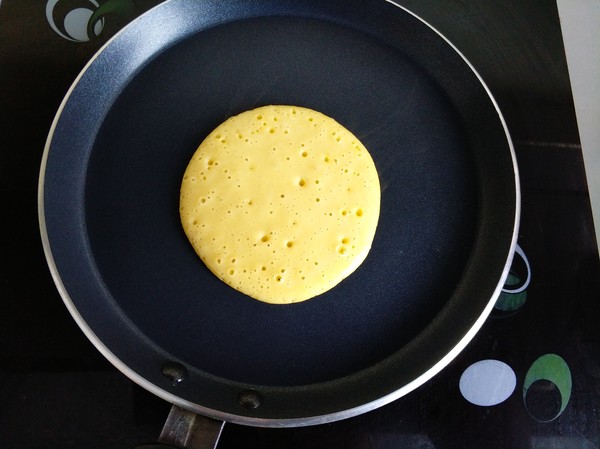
[1,0,599,448]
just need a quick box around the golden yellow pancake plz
[179,105,380,304]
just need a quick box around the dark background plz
[1,0,599,448]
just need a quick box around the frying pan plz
[38,0,519,444]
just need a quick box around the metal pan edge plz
[38,0,520,427]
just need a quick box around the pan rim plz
[38,0,520,427]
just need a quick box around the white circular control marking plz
[459,359,516,406]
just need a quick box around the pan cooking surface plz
[86,16,476,386]
[41,0,517,424]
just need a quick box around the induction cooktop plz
[1,1,598,448]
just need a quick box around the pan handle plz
[154,404,225,449]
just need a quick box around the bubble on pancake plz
[179,105,380,304]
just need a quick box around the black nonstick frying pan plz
[39,0,519,445]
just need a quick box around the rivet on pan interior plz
[161,362,188,385]
[237,390,262,409]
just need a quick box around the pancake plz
[179,105,380,304]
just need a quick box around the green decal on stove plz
[495,243,531,313]
[523,354,572,422]
[495,272,527,311]
[46,0,138,43]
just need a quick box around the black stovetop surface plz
[1,1,599,448]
